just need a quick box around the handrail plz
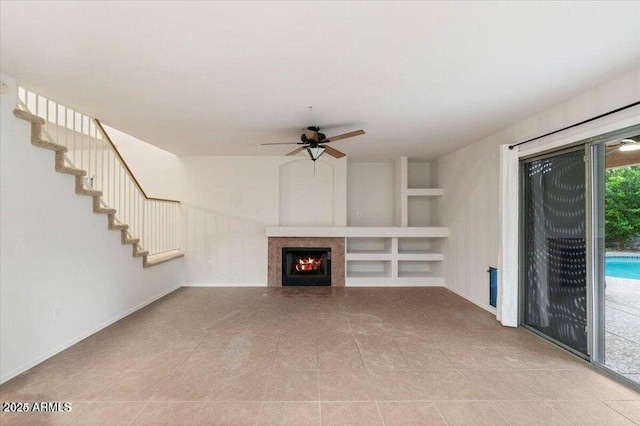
[94,119,180,203]
[18,86,180,255]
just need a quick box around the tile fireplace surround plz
[268,237,345,287]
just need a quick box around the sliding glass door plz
[592,132,640,386]
[521,148,588,356]
[519,125,640,390]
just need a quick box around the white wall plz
[180,203,266,285]
[105,125,184,201]
[0,74,184,383]
[347,161,395,226]
[172,155,347,285]
[280,159,337,226]
[437,66,640,312]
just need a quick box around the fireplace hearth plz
[282,247,331,286]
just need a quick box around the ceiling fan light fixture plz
[306,146,325,161]
[619,139,640,152]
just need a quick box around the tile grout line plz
[431,402,450,426]
[391,336,413,371]
[255,401,265,426]
[190,401,208,425]
[601,400,640,425]
[487,400,514,426]
[221,330,245,370]
[317,369,322,426]
[373,399,386,426]
[126,400,150,426]
[544,401,579,426]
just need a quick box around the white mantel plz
[266,226,449,238]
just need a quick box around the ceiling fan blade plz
[324,130,365,143]
[323,145,346,158]
[286,146,306,156]
[260,142,301,146]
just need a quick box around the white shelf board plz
[396,252,444,261]
[346,249,392,254]
[266,226,449,238]
[346,276,444,286]
[346,271,392,279]
[346,252,393,261]
[406,188,444,197]
[397,271,438,278]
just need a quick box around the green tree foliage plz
[605,165,640,249]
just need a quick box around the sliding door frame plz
[518,123,640,391]
[587,124,640,392]
[518,145,591,360]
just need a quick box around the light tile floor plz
[1,287,638,425]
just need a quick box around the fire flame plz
[295,256,323,272]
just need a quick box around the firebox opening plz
[282,247,331,286]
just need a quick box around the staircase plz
[14,89,183,268]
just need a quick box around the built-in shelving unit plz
[269,156,447,287]
[345,157,446,286]
[345,235,445,286]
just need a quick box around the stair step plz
[57,166,86,176]
[76,188,102,197]
[144,250,184,268]
[16,106,181,269]
[95,207,117,215]
[33,138,68,153]
[134,249,149,257]
[13,108,45,125]
[133,244,149,257]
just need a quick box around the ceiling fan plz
[606,136,640,154]
[261,126,365,161]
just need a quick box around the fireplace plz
[268,237,344,287]
[282,247,331,286]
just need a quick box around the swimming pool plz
[605,256,640,280]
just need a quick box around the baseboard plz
[443,284,497,315]
[0,283,181,385]
[346,282,445,287]
[183,282,267,287]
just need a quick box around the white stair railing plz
[18,87,180,256]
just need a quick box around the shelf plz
[346,252,393,261]
[407,161,432,188]
[347,237,392,254]
[346,276,444,286]
[407,197,431,227]
[346,271,392,279]
[398,259,433,278]
[347,250,443,261]
[397,271,437,278]
[346,260,392,279]
[396,252,444,261]
[407,188,444,197]
[398,237,431,254]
